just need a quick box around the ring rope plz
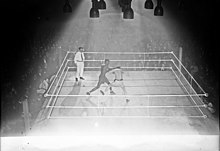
[48,115,207,119]
[44,94,207,97]
[47,66,69,118]
[67,51,173,55]
[171,52,207,95]
[170,67,205,117]
[46,105,206,109]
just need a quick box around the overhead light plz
[120,0,134,19]
[120,0,132,10]
[98,0,106,10]
[154,0,163,16]
[90,0,99,18]
[145,0,154,9]
[63,0,72,13]
[90,7,99,18]
[118,0,122,7]
[123,5,134,19]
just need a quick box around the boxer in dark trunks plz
[86,59,119,95]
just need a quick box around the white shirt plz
[74,51,85,63]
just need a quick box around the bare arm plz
[107,66,120,72]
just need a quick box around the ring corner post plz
[22,99,31,134]
[178,47,183,72]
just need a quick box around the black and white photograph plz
[1,0,219,150]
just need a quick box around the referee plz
[74,47,85,82]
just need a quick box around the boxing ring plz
[26,51,219,151]
[42,51,208,120]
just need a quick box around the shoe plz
[110,91,116,95]
[126,99,130,103]
[100,90,105,95]
[76,78,78,82]
[86,92,90,95]
[80,77,85,80]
